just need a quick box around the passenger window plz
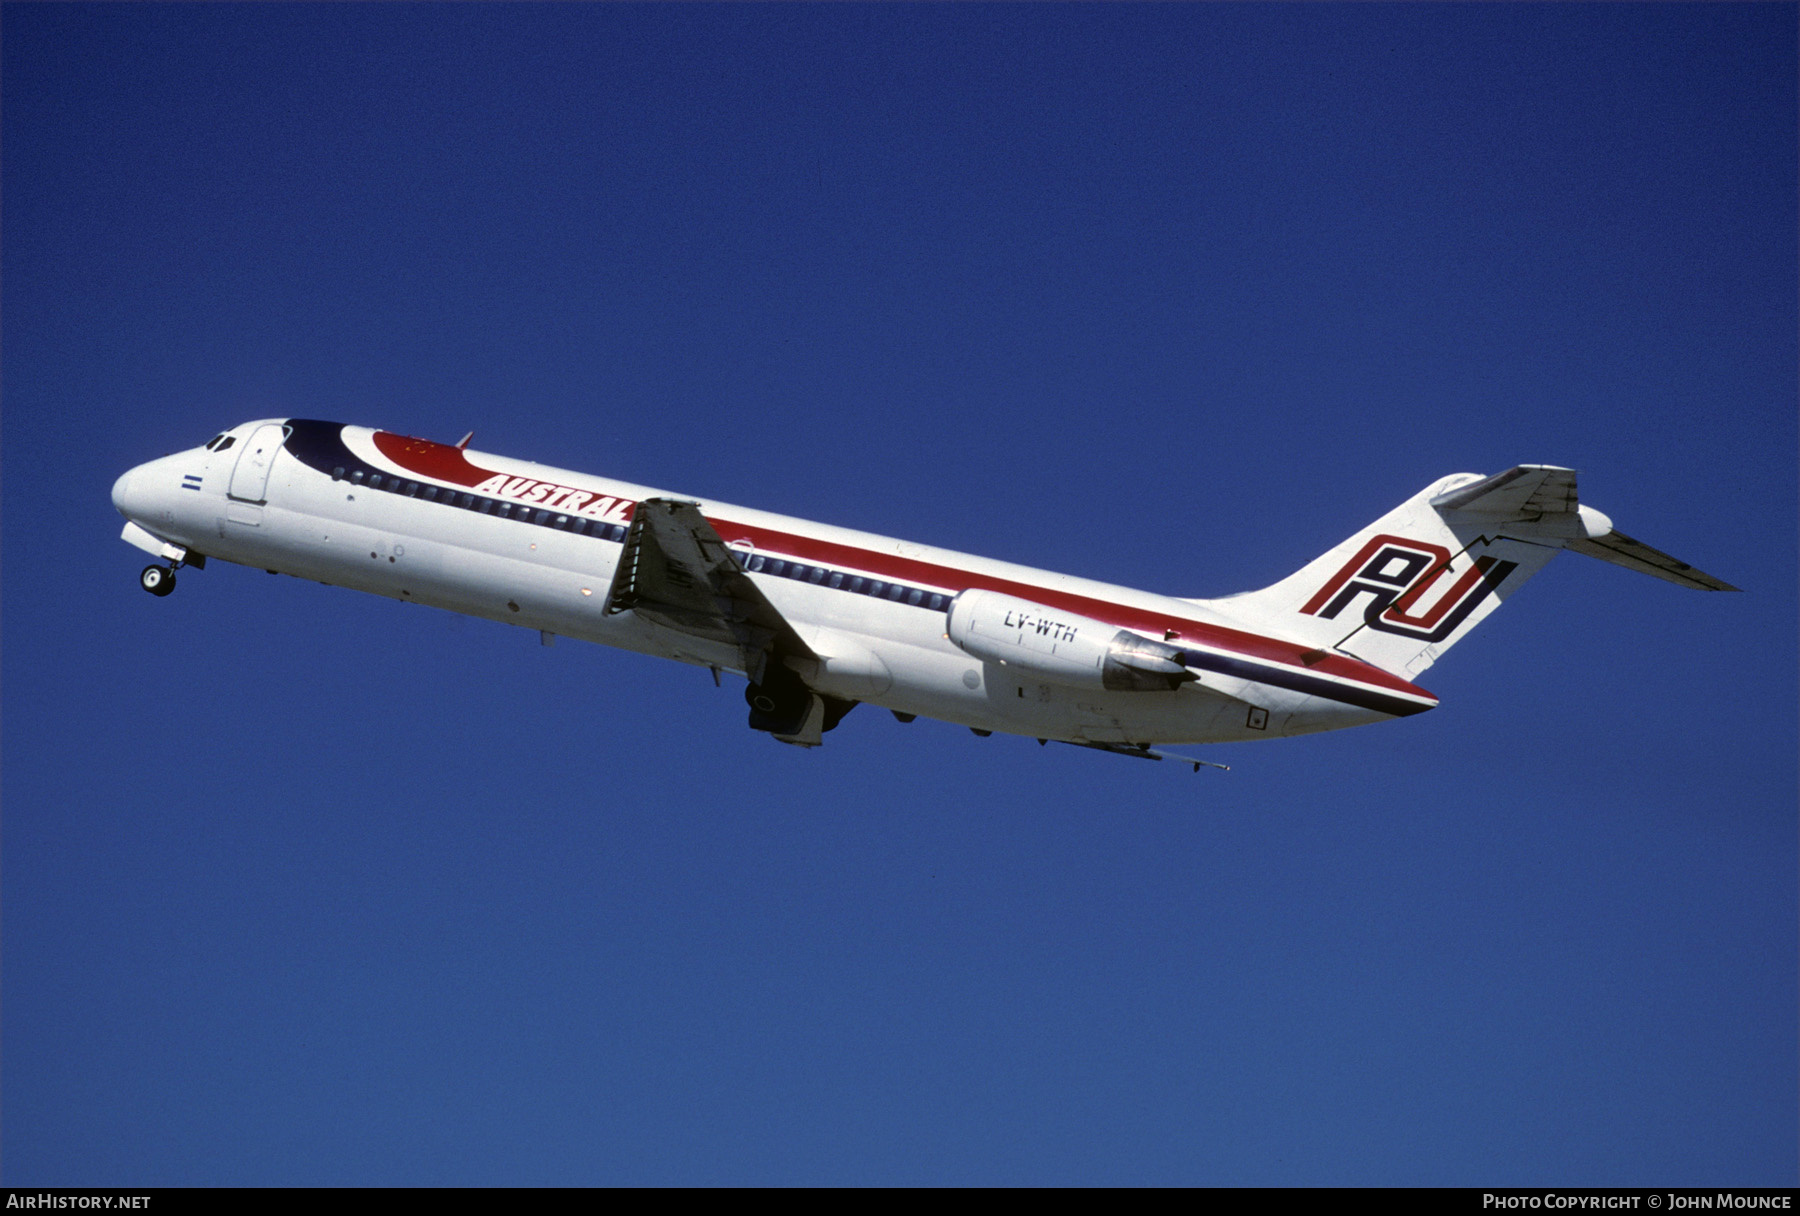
[748,555,766,572]
[476,499,492,514]
[808,567,826,584]
[350,470,365,485]
[405,482,420,497]
[828,572,844,589]
[848,577,865,594]
[887,585,906,601]
[332,467,345,481]
[907,589,923,606]
[867,580,886,597]
[767,560,787,577]
[368,474,383,489]
[422,486,438,501]
[458,493,475,509]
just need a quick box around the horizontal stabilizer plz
[1564,531,1739,592]
[1433,465,1736,590]
[1430,465,1578,518]
[1430,465,1610,540]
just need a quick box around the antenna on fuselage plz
[455,431,474,449]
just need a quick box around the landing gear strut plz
[139,564,177,597]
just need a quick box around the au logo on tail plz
[1300,534,1518,644]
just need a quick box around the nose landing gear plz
[139,564,177,597]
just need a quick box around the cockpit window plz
[217,436,236,451]
[204,433,227,451]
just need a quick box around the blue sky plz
[3,3,1794,1186]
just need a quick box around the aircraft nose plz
[112,464,157,520]
[112,467,139,516]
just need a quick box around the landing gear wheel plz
[140,565,176,597]
[745,666,812,735]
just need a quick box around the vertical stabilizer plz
[1207,472,1566,677]
[1205,464,1735,677]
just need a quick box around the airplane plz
[111,419,1736,769]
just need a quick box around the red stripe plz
[710,520,1433,700]
[372,431,492,487]
[374,430,1436,703]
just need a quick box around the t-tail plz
[1206,466,1738,679]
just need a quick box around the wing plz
[604,497,816,682]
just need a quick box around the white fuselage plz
[112,419,1438,747]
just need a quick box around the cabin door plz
[228,424,286,503]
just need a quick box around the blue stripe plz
[1178,647,1433,718]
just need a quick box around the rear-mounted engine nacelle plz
[945,589,1195,692]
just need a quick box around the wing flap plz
[606,498,816,675]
